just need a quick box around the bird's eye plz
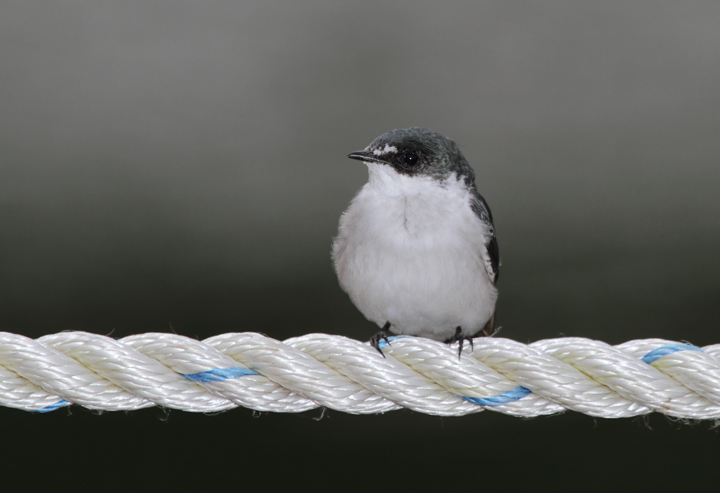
[402,152,419,166]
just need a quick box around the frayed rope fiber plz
[2,331,720,418]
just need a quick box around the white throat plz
[365,162,449,197]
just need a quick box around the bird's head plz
[347,127,475,184]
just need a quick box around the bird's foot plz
[445,326,474,360]
[370,321,392,357]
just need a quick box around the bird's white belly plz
[333,172,497,341]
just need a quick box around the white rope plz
[1,331,719,419]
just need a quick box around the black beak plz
[347,151,389,164]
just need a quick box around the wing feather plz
[470,190,500,284]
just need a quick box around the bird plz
[332,127,500,357]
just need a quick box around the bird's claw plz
[370,321,392,357]
[446,326,474,360]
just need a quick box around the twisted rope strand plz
[1,331,719,418]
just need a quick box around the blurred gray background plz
[1,1,720,491]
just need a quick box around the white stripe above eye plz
[372,144,398,156]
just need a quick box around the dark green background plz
[2,2,719,490]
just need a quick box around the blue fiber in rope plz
[377,335,415,350]
[35,400,70,413]
[463,386,533,407]
[182,367,259,382]
[642,343,704,364]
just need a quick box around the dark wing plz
[470,189,500,284]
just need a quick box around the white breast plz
[332,164,497,341]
